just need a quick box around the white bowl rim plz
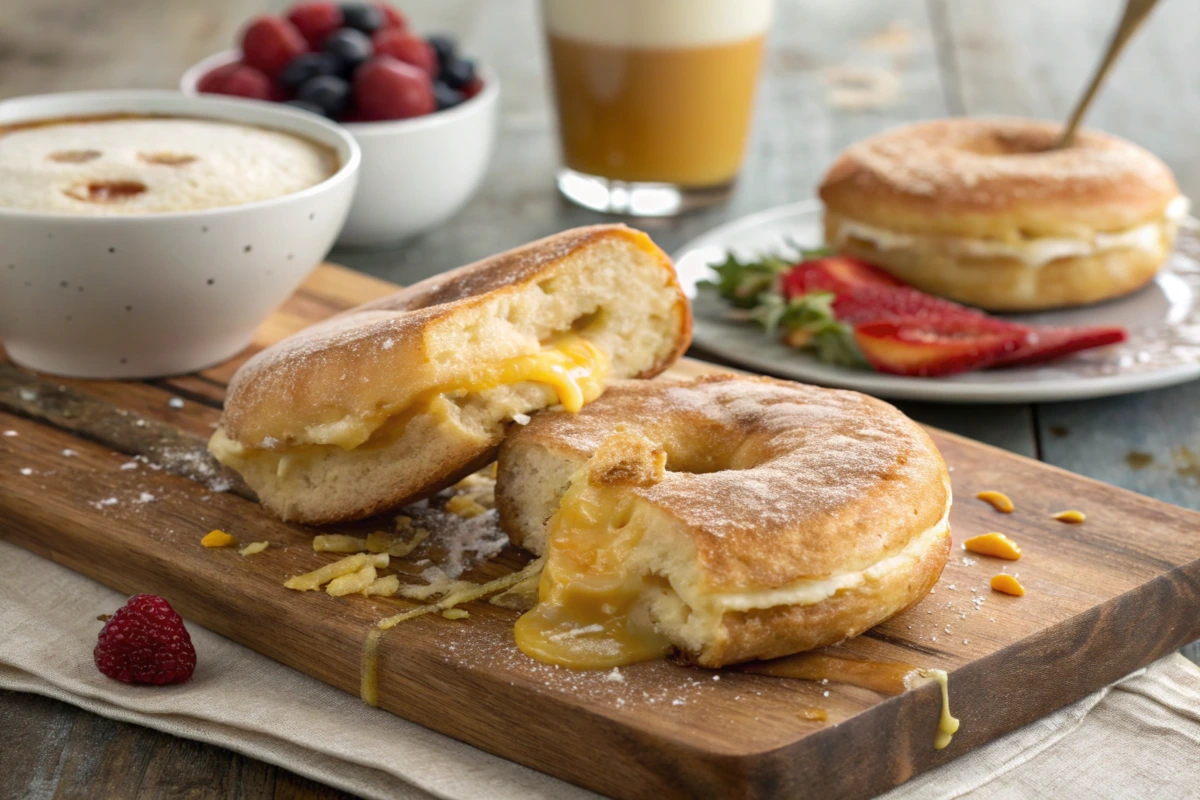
[0,88,362,222]
[180,49,500,138]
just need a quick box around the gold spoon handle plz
[1055,0,1162,149]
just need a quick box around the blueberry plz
[433,81,464,111]
[439,56,476,90]
[322,28,373,74]
[426,34,457,69]
[296,75,351,118]
[277,53,341,92]
[339,3,383,34]
[284,99,329,118]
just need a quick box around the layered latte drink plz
[542,0,773,214]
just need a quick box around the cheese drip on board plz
[514,477,672,669]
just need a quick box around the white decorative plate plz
[674,201,1200,403]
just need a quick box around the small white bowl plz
[181,50,499,248]
[0,90,360,379]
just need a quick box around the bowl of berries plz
[182,2,498,248]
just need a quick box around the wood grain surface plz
[5,264,1200,800]
[2,0,1198,797]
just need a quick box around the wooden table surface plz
[3,0,1199,797]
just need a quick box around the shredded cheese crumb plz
[201,529,236,548]
[363,574,400,597]
[976,490,1014,513]
[990,574,1026,596]
[378,558,545,630]
[444,494,487,519]
[366,528,429,557]
[285,553,369,591]
[328,565,377,596]
[1051,509,1086,523]
[313,534,369,553]
[239,541,269,556]
[441,608,470,620]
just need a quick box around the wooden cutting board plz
[3,264,1200,800]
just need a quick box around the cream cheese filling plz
[686,492,953,616]
[832,195,1189,268]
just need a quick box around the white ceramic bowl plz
[181,51,499,248]
[0,90,360,379]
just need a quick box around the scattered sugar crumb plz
[605,668,625,683]
[671,698,685,706]
[92,497,118,509]
[712,675,720,681]
[961,556,977,566]
[168,397,184,409]
[62,448,77,457]
[19,467,33,476]
[120,461,138,470]
[963,639,970,645]
[18,388,37,401]
[823,690,830,697]
[3,430,16,437]
[135,419,147,427]
[136,492,155,503]
[512,413,531,426]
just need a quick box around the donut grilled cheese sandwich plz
[498,376,951,668]
[820,118,1186,311]
[210,225,691,524]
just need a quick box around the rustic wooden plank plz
[5,375,1200,798]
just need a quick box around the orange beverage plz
[542,0,773,215]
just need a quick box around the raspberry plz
[375,2,407,30]
[352,56,435,120]
[371,29,436,76]
[196,62,243,94]
[199,64,273,100]
[94,594,196,685]
[287,2,343,49]
[241,16,308,79]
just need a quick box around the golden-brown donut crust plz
[220,225,691,448]
[502,374,948,587]
[820,118,1179,238]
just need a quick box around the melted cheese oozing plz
[456,334,609,415]
[833,195,1189,268]
[513,482,672,669]
[215,335,609,468]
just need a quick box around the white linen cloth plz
[3,540,1198,800]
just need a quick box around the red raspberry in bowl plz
[353,56,435,120]
[371,29,437,75]
[94,594,196,685]
[375,2,407,30]
[241,16,308,79]
[199,63,273,100]
[196,61,243,94]
[287,2,343,49]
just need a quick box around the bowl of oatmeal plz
[0,90,360,378]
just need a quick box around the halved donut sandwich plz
[821,118,1187,311]
[496,375,951,669]
[210,225,692,524]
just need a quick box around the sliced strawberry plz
[830,285,1020,333]
[993,325,1127,367]
[781,255,902,299]
[853,321,1025,377]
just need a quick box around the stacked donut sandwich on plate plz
[212,225,953,670]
